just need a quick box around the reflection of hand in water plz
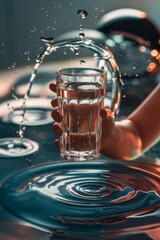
[50,83,160,160]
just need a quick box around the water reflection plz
[0,223,51,240]
[1,157,160,239]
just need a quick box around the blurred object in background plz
[98,8,160,49]
[13,70,56,98]
[97,8,160,113]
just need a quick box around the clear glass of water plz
[56,68,107,161]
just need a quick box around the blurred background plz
[0,0,160,71]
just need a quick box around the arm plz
[49,83,160,160]
[101,85,160,160]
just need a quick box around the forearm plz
[101,119,142,160]
[101,85,160,160]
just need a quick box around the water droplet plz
[80,60,85,64]
[19,128,24,138]
[40,37,54,44]
[94,6,98,11]
[79,32,85,40]
[79,25,83,30]
[70,45,80,55]
[12,93,18,100]
[84,39,92,46]
[93,53,98,59]
[77,9,88,19]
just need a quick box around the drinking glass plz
[56,67,107,161]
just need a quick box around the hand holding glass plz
[56,68,107,160]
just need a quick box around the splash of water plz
[0,138,39,158]
[18,36,122,138]
[18,37,54,137]
[1,37,121,158]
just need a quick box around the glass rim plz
[56,67,107,77]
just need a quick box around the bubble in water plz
[0,138,39,158]
[77,9,88,19]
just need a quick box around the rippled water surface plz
[0,138,39,157]
[1,159,160,239]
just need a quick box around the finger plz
[51,109,63,122]
[55,139,60,148]
[49,83,56,92]
[100,109,114,120]
[100,109,115,149]
[51,98,58,108]
[52,123,63,136]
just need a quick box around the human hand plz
[49,82,63,148]
[49,82,115,153]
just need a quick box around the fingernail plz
[100,109,114,119]
[55,139,60,148]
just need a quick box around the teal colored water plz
[1,160,160,239]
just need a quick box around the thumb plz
[100,109,115,149]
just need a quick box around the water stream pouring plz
[0,37,122,158]
[40,37,123,114]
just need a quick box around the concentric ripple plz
[1,160,160,236]
[0,98,53,126]
[0,138,39,157]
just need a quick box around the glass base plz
[61,150,100,161]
